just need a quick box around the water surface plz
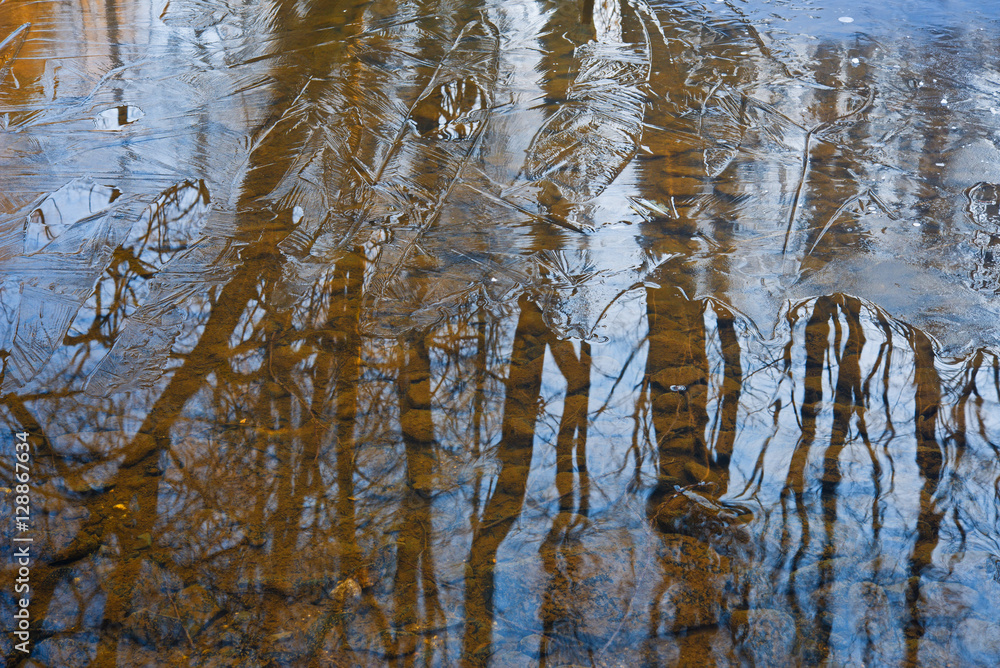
[1,0,1000,665]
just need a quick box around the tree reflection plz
[461,296,546,666]
[2,1,1000,667]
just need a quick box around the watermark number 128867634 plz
[11,431,32,653]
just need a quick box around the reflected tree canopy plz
[1,0,1000,666]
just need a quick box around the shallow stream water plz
[1,0,1000,665]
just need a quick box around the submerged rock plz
[957,618,1000,665]
[836,582,905,666]
[649,485,752,554]
[729,608,796,668]
[918,581,983,622]
[968,182,1000,232]
[175,584,224,638]
[653,534,734,632]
